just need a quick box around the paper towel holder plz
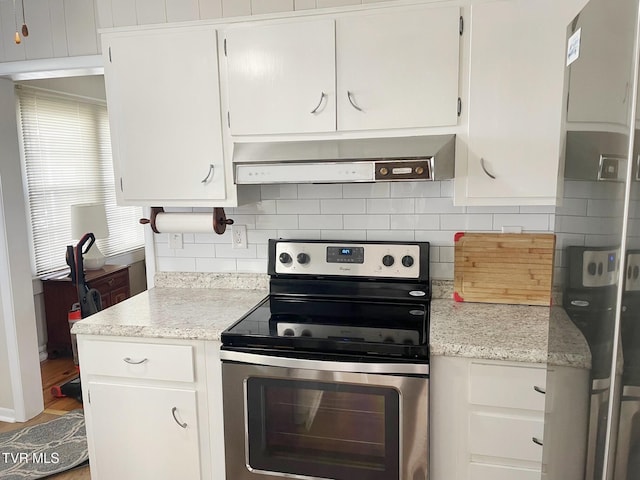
[139,207,234,235]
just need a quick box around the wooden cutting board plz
[453,232,555,306]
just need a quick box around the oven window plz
[246,378,399,480]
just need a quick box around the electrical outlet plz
[169,233,183,249]
[232,225,247,249]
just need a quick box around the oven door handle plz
[219,349,429,375]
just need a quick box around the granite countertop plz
[72,273,591,369]
[71,287,268,340]
[430,300,591,369]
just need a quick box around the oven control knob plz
[402,255,414,267]
[279,252,292,264]
[283,328,295,336]
[300,329,312,337]
[382,255,395,267]
[383,336,395,343]
[297,253,310,265]
[587,262,597,275]
[403,338,415,345]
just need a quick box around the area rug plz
[0,410,88,479]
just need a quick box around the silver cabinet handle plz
[123,357,148,365]
[480,157,496,179]
[310,92,327,114]
[533,385,546,394]
[171,407,188,428]
[347,91,364,112]
[201,164,214,184]
[532,437,543,446]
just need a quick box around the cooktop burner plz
[221,239,431,361]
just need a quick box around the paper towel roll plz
[154,213,215,233]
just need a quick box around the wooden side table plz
[43,264,130,357]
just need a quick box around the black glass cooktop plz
[222,295,429,360]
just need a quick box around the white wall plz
[0,78,43,422]
[0,272,13,412]
[154,181,556,279]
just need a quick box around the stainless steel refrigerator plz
[544,0,640,479]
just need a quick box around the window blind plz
[17,86,144,276]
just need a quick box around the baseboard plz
[0,407,16,423]
[38,345,48,362]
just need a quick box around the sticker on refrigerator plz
[567,28,581,66]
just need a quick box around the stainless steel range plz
[220,239,431,480]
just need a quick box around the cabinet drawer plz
[91,270,129,292]
[470,462,541,480]
[80,340,194,383]
[470,362,546,411]
[469,412,544,462]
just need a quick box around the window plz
[16,85,144,276]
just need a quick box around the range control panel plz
[271,240,425,279]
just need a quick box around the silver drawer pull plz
[172,407,188,428]
[347,91,364,112]
[480,157,496,179]
[533,385,546,395]
[201,164,214,184]
[310,92,327,114]
[532,437,543,446]
[123,357,148,365]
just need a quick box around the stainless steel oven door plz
[220,350,429,480]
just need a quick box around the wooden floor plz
[0,357,91,479]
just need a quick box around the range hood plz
[233,135,455,185]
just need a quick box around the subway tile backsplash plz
[155,180,555,278]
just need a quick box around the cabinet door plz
[336,6,460,131]
[566,0,636,126]
[464,0,574,203]
[224,19,336,135]
[103,26,227,204]
[87,382,200,479]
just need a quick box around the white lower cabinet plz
[469,463,542,480]
[78,337,212,480]
[541,365,590,480]
[88,383,201,478]
[431,356,547,480]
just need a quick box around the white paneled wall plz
[154,180,555,279]
[94,0,411,28]
[0,0,99,62]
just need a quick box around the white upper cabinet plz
[103,25,228,206]
[336,7,460,131]
[223,5,461,136]
[457,0,584,205]
[224,18,336,135]
[566,0,636,127]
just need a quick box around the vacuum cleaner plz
[50,233,103,402]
